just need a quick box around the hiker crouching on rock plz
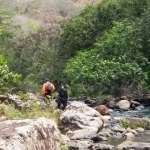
[56,84,68,110]
[42,78,55,99]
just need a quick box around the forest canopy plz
[1,0,150,97]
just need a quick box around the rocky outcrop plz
[59,101,104,140]
[0,117,61,150]
[0,94,30,110]
[66,140,115,150]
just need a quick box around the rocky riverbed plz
[57,100,150,150]
[1,93,150,150]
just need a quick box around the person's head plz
[61,84,64,88]
[45,78,50,82]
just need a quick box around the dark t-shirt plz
[58,88,68,100]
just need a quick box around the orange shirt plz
[41,82,55,95]
[42,83,47,95]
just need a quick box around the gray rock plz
[116,100,131,110]
[0,117,61,150]
[60,101,104,140]
[117,141,150,150]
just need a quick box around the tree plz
[64,21,149,96]
[11,25,64,92]
[60,5,97,57]
[0,55,21,94]
[60,0,149,59]
[0,7,14,46]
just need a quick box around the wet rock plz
[117,141,150,150]
[69,128,99,140]
[66,139,93,150]
[96,135,107,141]
[112,132,122,138]
[92,143,115,150]
[111,123,125,133]
[95,105,110,116]
[86,133,99,141]
[135,127,145,133]
[107,100,116,109]
[123,132,135,139]
[102,115,111,123]
[130,100,140,106]
[135,105,144,110]
[84,99,98,107]
[98,128,112,137]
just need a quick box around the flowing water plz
[111,107,150,119]
[102,131,150,146]
[103,107,150,146]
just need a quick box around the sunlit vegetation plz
[1,0,150,98]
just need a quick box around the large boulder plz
[0,117,61,150]
[116,100,131,110]
[59,101,104,140]
[95,105,110,116]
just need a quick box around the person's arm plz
[42,83,47,95]
[50,83,55,91]
[57,88,60,96]
[66,90,68,99]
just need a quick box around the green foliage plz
[61,5,97,57]
[120,119,150,130]
[61,0,149,58]
[10,27,63,92]
[120,120,135,129]
[68,83,87,97]
[2,101,59,123]
[18,91,29,102]
[60,0,150,96]
[64,21,149,96]
[0,55,21,94]
[1,0,150,96]
[0,7,14,48]
[0,106,5,116]
[61,146,68,150]
[28,20,41,31]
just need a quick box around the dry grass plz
[0,0,101,31]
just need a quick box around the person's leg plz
[45,90,52,106]
[47,90,52,96]
[43,94,49,106]
[43,93,52,107]
[62,100,67,110]
[57,97,61,109]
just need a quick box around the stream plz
[103,107,150,146]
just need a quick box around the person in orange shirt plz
[42,78,55,98]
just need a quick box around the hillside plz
[0,0,101,32]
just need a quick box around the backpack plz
[46,82,55,91]
[47,82,52,91]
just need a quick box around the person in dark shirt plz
[57,84,68,110]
